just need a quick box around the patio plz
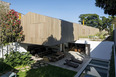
[47,51,91,72]
[31,49,91,72]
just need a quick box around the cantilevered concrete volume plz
[21,12,99,46]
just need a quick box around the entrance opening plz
[68,42,90,56]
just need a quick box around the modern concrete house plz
[1,1,115,77]
[0,1,100,59]
[18,12,99,57]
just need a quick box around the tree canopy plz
[95,0,116,16]
[79,14,113,32]
[79,14,99,27]
[0,9,24,45]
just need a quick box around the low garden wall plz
[0,42,27,58]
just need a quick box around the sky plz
[2,0,109,23]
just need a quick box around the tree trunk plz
[2,44,3,58]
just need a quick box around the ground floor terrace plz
[31,51,91,72]
[0,40,114,77]
[29,40,114,77]
[27,41,91,73]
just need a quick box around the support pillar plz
[85,44,90,56]
[62,44,65,52]
[60,44,62,51]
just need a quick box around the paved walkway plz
[75,40,114,60]
[74,40,114,77]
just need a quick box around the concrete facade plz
[21,12,99,46]
[0,1,10,13]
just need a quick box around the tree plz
[112,17,116,28]
[101,16,114,33]
[0,3,9,58]
[79,14,99,27]
[0,9,24,45]
[79,14,114,32]
[95,0,116,16]
[0,9,24,58]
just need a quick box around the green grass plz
[17,65,77,77]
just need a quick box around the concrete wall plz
[21,12,99,46]
[0,43,27,58]
[0,1,10,13]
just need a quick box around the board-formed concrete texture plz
[21,12,99,46]
[75,40,114,60]
[0,1,10,12]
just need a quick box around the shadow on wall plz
[42,20,74,46]
[60,20,74,42]
[42,35,59,46]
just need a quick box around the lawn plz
[17,65,77,77]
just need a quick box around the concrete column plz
[60,44,62,51]
[0,47,1,58]
[62,44,65,52]
[85,44,90,56]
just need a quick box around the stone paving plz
[15,66,30,72]
[31,60,48,69]
[48,51,90,72]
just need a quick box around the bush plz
[0,58,12,73]
[95,32,106,39]
[110,31,114,41]
[4,51,34,67]
[99,34,104,39]
[0,58,4,72]
[0,58,4,62]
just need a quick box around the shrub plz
[4,51,34,67]
[99,34,104,39]
[95,32,106,39]
[0,58,12,73]
[0,58,4,62]
[0,58,4,72]
[110,31,114,41]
